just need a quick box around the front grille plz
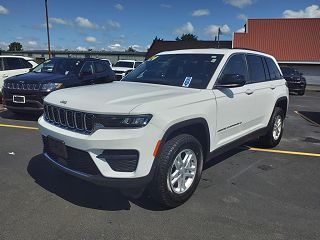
[43,137,100,175]
[5,82,41,91]
[44,103,95,134]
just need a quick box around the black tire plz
[298,89,305,96]
[149,134,203,208]
[258,107,284,148]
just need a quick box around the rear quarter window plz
[266,57,282,80]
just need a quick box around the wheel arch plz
[160,118,211,160]
[274,96,288,117]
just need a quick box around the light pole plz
[45,0,51,58]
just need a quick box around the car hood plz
[44,81,204,114]
[5,72,72,83]
[112,67,133,72]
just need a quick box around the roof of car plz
[116,60,140,63]
[0,55,34,61]
[158,48,275,59]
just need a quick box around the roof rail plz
[232,47,268,55]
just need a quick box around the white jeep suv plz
[38,49,289,207]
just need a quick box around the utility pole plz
[45,0,51,58]
[217,27,221,49]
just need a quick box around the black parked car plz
[2,57,115,113]
[280,66,306,95]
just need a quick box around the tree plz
[175,33,198,41]
[153,36,163,41]
[126,46,136,52]
[8,42,23,51]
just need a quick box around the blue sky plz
[0,0,319,51]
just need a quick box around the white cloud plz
[0,5,9,15]
[224,0,253,8]
[0,41,8,50]
[192,9,210,17]
[236,27,245,32]
[283,4,320,18]
[108,43,125,51]
[85,36,96,43]
[129,44,149,52]
[76,46,87,51]
[115,4,124,11]
[175,22,194,35]
[237,14,248,21]
[75,17,98,29]
[160,4,172,8]
[40,23,53,29]
[50,17,72,26]
[106,20,121,29]
[205,24,231,38]
[27,41,38,47]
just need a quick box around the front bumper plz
[287,81,306,91]
[38,116,162,187]
[2,89,47,112]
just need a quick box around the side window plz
[80,62,95,75]
[4,58,24,70]
[262,58,271,80]
[219,54,247,83]
[266,58,282,80]
[94,61,107,73]
[246,55,266,83]
[19,58,33,68]
[0,58,3,71]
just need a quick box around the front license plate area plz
[47,136,68,159]
[13,95,25,103]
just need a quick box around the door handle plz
[245,89,254,95]
[270,84,276,90]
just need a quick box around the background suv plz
[112,60,143,80]
[2,57,115,114]
[280,66,306,95]
[0,55,38,97]
[38,49,288,207]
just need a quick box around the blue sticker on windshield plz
[182,77,192,87]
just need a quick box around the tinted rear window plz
[4,58,23,70]
[266,58,282,80]
[247,55,266,83]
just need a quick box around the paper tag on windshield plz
[182,77,192,87]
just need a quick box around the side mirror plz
[215,74,246,88]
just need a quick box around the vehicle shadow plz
[27,154,166,211]
[0,109,41,122]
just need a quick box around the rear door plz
[245,54,275,129]
[93,61,115,83]
[79,61,96,85]
[213,53,256,147]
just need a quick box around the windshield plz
[122,54,223,89]
[114,61,134,68]
[32,59,82,75]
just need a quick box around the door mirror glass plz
[215,74,246,88]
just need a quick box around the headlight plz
[94,114,152,129]
[42,83,63,91]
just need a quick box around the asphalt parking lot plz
[0,91,319,240]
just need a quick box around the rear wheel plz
[149,134,203,208]
[258,107,284,148]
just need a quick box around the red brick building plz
[234,18,320,85]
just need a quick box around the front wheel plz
[297,89,305,96]
[258,107,284,148]
[149,134,203,208]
